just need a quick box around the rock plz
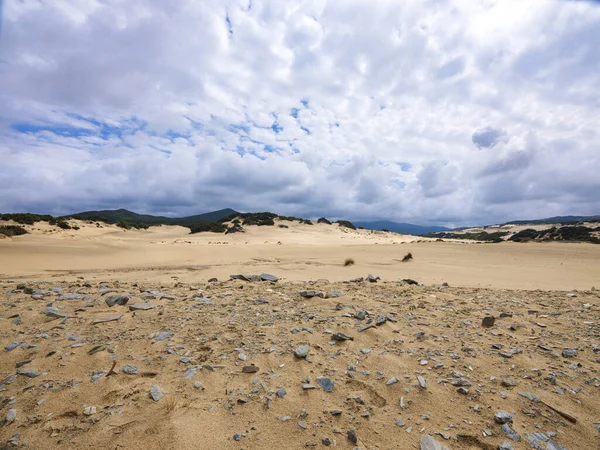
[322,438,331,446]
[501,423,521,442]
[494,411,513,424]
[498,442,515,450]
[153,331,174,342]
[276,388,287,399]
[83,406,97,416]
[92,313,123,324]
[366,274,380,283]
[129,303,156,311]
[501,377,517,387]
[518,391,541,403]
[105,295,129,307]
[562,348,578,358]
[233,433,242,441]
[482,316,496,327]
[121,364,139,375]
[150,385,164,401]
[299,290,323,298]
[331,332,353,341]
[58,293,81,301]
[294,344,310,358]
[207,277,218,282]
[457,387,469,395]
[41,307,69,319]
[16,369,40,378]
[183,368,197,378]
[242,365,259,373]
[417,375,427,389]
[6,408,16,423]
[347,429,357,444]
[355,311,367,320]
[386,377,399,386]
[420,434,448,450]
[15,360,31,368]
[326,290,344,298]
[316,377,334,392]
[259,273,279,282]
[395,417,406,427]
[5,341,23,352]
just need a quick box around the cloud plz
[1,0,600,227]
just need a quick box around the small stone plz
[417,375,427,389]
[58,293,81,301]
[457,387,469,395]
[501,423,521,442]
[183,368,198,378]
[276,388,287,399]
[5,341,23,352]
[501,377,517,387]
[6,408,16,423]
[395,418,406,427]
[83,406,97,416]
[150,385,164,401]
[242,365,259,373]
[129,303,157,311]
[316,377,334,392]
[494,411,513,424]
[193,381,204,390]
[498,442,515,450]
[295,344,310,358]
[420,434,448,450]
[322,437,331,446]
[518,391,540,403]
[482,316,496,328]
[121,365,139,375]
[153,331,174,342]
[233,433,242,441]
[331,332,353,341]
[347,429,357,444]
[105,295,129,307]
[562,348,578,358]
[16,369,40,378]
[386,377,399,386]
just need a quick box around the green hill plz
[69,208,237,226]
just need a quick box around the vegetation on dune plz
[344,257,355,266]
[0,213,53,225]
[317,217,332,224]
[424,231,509,243]
[336,220,356,230]
[509,226,600,244]
[0,225,29,237]
[188,222,228,234]
[401,252,413,262]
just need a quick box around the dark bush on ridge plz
[336,220,356,230]
[317,217,331,224]
[56,220,72,230]
[188,222,228,234]
[0,213,53,225]
[0,225,28,237]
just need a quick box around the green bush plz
[188,222,228,234]
[336,220,356,230]
[0,213,53,225]
[57,220,72,230]
[317,217,331,224]
[0,225,28,237]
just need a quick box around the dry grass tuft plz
[401,252,413,262]
[344,258,355,267]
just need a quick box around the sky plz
[1,0,599,227]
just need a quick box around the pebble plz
[395,417,406,427]
[6,408,16,423]
[494,411,513,424]
[16,369,40,378]
[121,364,139,375]
[501,423,521,441]
[420,434,447,450]
[316,377,334,392]
[150,385,164,401]
[562,348,578,358]
[294,344,310,358]
[417,375,427,389]
[153,332,174,342]
[105,295,129,307]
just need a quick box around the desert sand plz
[1,220,599,449]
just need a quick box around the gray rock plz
[129,303,157,311]
[494,411,513,424]
[420,434,448,450]
[326,290,344,298]
[6,408,16,423]
[150,385,164,401]
[417,375,427,389]
[16,369,40,378]
[501,377,517,387]
[41,307,68,318]
[183,368,198,378]
[105,295,129,307]
[395,417,406,427]
[331,332,353,341]
[518,391,541,403]
[5,341,23,352]
[259,273,279,282]
[58,293,81,301]
[294,344,310,358]
[276,388,287,399]
[386,377,399,386]
[562,348,578,358]
[153,331,174,342]
[121,364,139,375]
[501,424,521,441]
[299,290,323,298]
[498,442,515,450]
[347,429,357,444]
[316,377,334,392]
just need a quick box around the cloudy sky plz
[1,0,599,226]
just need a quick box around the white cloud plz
[1,0,599,226]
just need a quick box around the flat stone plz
[395,417,406,427]
[498,442,515,450]
[417,375,427,389]
[105,295,129,307]
[294,344,310,358]
[518,391,541,403]
[501,423,521,442]
[58,293,81,301]
[316,377,334,392]
[259,273,279,282]
[5,341,23,352]
[494,411,513,424]
[92,314,123,324]
[83,406,97,416]
[6,408,16,423]
[153,331,174,342]
[183,367,198,378]
[242,365,259,373]
[562,348,578,358]
[420,434,448,450]
[129,303,157,311]
[150,385,164,401]
[386,377,399,386]
[16,369,40,378]
[347,429,357,444]
[331,332,353,341]
[121,364,139,375]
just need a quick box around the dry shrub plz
[401,252,413,262]
[344,258,355,267]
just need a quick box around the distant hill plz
[69,208,238,226]
[353,220,450,236]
